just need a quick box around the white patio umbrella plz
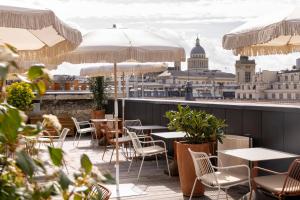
[223,8,300,56]
[0,5,82,63]
[55,26,185,195]
[80,62,168,126]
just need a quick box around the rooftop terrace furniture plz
[218,134,252,177]
[37,128,70,149]
[88,184,111,200]
[127,131,170,180]
[188,149,251,200]
[250,159,300,200]
[71,117,97,147]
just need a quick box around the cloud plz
[2,0,300,74]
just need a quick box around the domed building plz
[187,37,208,72]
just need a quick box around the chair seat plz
[78,127,95,134]
[137,146,166,155]
[254,174,292,193]
[201,171,248,187]
[37,137,52,143]
[110,136,131,144]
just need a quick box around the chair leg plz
[109,147,115,164]
[63,158,69,174]
[76,132,82,147]
[137,156,145,181]
[155,155,159,168]
[73,131,78,146]
[225,188,228,200]
[189,178,198,200]
[249,188,253,200]
[93,130,98,148]
[216,188,221,200]
[128,156,134,173]
[102,143,107,160]
[165,152,171,177]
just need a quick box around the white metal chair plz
[71,117,97,147]
[188,148,251,200]
[127,131,170,180]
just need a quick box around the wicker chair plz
[88,184,111,200]
[250,158,300,200]
[188,149,251,200]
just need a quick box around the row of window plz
[278,74,300,82]
[236,93,300,100]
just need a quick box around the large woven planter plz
[176,141,211,197]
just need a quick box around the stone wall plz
[39,99,94,121]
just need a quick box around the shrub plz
[166,105,226,144]
[7,82,35,111]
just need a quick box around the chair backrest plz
[125,119,143,135]
[71,117,80,131]
[282,159,300,195]
[188,148,217,184]
[127,131,142,152]
[56,128,70,148]
[218,134,252,176]
[88,184,111,200]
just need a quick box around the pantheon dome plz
[188,37,208,71]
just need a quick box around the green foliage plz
[89,77,107,110]
[7,82,35,111]
[0,44,113,200]
[166,105,226,144]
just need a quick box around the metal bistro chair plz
[250,158,300,200]
[88,184,111,200]
[124,119,144,135]
[188,149,251,200]
[71,117,97,147]
[127,131,170,180]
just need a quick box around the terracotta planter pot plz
[91,109,105,119]
[176,141,211,197]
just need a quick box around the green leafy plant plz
[0,43,112,200]
[166,105,226,144]
[88,77,107,110]
[7,82,35,111]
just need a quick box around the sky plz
[2,0,300,75]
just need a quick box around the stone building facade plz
[236,57,300,100]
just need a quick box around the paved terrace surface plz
[35,137,282,200]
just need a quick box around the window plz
[291,75,294,81]
[249,94,252,99]
[279,93,283,99]
[285,76,288,81]
[287,93,291,99]
[294,84,297,89]
[270,85,273,89]
[278,84,281,89]
[272,93,275,99]
[245,72,251,82]
[286,84,289,89]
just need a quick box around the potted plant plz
[89,76,107,119]
[7,82,35,112]
[166,105,226,197]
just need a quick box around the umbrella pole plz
[122,73,125,128]
[114,62,120,193]
[142,73,144,98]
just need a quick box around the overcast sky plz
[2,0,300,75]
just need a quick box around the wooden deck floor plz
[58,138,251,200]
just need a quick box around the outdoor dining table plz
[127,125,168,134]
[218,147,299,176]
[151,131,186,176]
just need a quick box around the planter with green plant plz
[89,76,107,119]
[166,104,226,197]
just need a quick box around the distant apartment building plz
[236,57,300,100]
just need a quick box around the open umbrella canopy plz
[80,62,168,77]
[55,27,185,64]
[223,8,300,56]
[0,5,82,61]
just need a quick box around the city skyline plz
[2,0,300,75]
